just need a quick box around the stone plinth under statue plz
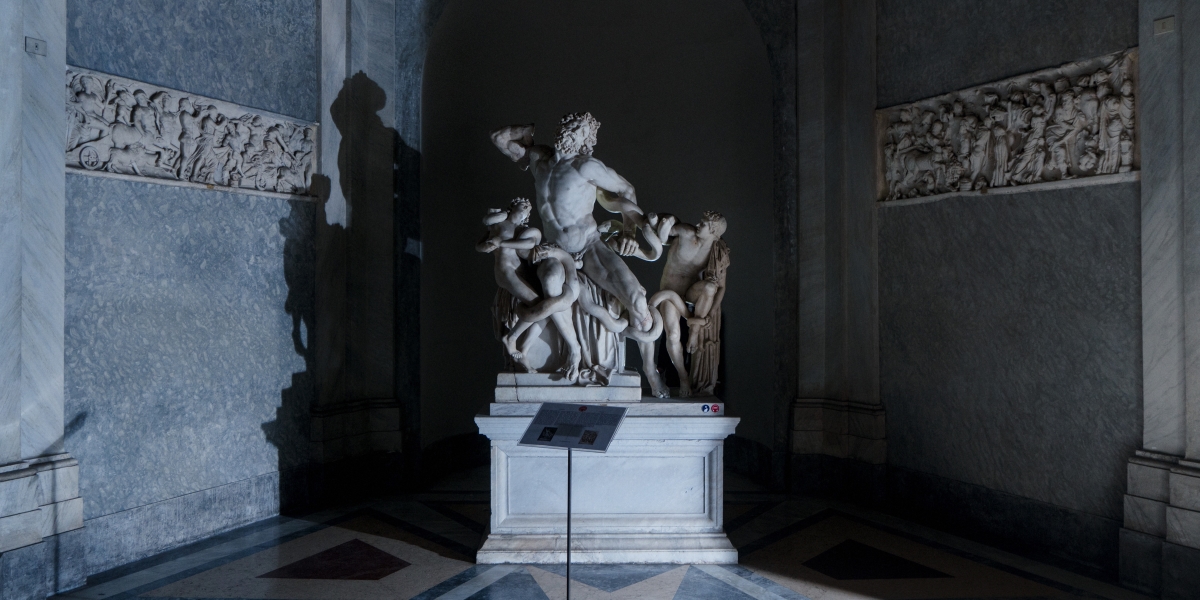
[475,391,738,564]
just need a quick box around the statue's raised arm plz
[490,124,550,170]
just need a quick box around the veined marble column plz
[791,0,886,488]
[1121,1,1200,596]
[307,0,403,502]
[0,0,86,597]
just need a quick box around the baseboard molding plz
[787,456,1122,581]
[884,465,1121,581]
[84,472,279,574]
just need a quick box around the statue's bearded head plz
[554,112,600,156]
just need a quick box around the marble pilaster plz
[1121,0,1200,594]
[1183,0,1200,467]
[1141,0,1186,457]
[791,0,885,483]
[0,0,25,468]
[311,0,403,494]
[19,0,67,463]
[0,0,85,594]
[794,0,880,405]
[319,0,348,227]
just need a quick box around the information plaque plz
[518,402,627,452]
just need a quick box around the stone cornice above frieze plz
[65,66,318,199]
[877,48,1138,202]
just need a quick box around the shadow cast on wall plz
[263,196,317,514]
[262,71,423,514]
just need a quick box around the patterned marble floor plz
[55,468,1149,600]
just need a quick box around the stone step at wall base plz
[476,533,738,564]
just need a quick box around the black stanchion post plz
[566,446,572,600]
[518,403,625,598]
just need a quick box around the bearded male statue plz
[490,113,656,334]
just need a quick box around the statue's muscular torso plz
[529,149,602,254]
[660,229,714,296]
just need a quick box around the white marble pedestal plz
[475,396,739,564]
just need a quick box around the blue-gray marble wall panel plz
[876,0,1138,107]
[66,0,318,121]
[64,173,314,520]
[879,182,1142,520]
[0,539,47,600]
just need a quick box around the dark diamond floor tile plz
[335,514,475,563]
[257,539,409,580]
[803,539,950,580]
[534,564,678,592]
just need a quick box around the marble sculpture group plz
[479,113,729,398]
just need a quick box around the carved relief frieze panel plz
[877,48,1137,202]
[66,67,317,196]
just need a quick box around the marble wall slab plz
[879,182,1142,521]
[66,0,319,122]
[64,174,313,522]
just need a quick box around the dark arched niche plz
[421,0,774,452]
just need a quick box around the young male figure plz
[643,212,728,398]
[476,198,545,372]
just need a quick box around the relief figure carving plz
[66,68,317,195]
[878,48,1137,201]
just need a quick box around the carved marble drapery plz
[65,67,318,196]
[877,48,1137,202]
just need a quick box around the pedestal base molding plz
[792,398,886,464]
[0,454,85,597]
[1120,450,1200,596]
[0,454,82,553]
[310,398,402,464]
[477,532,737,564]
